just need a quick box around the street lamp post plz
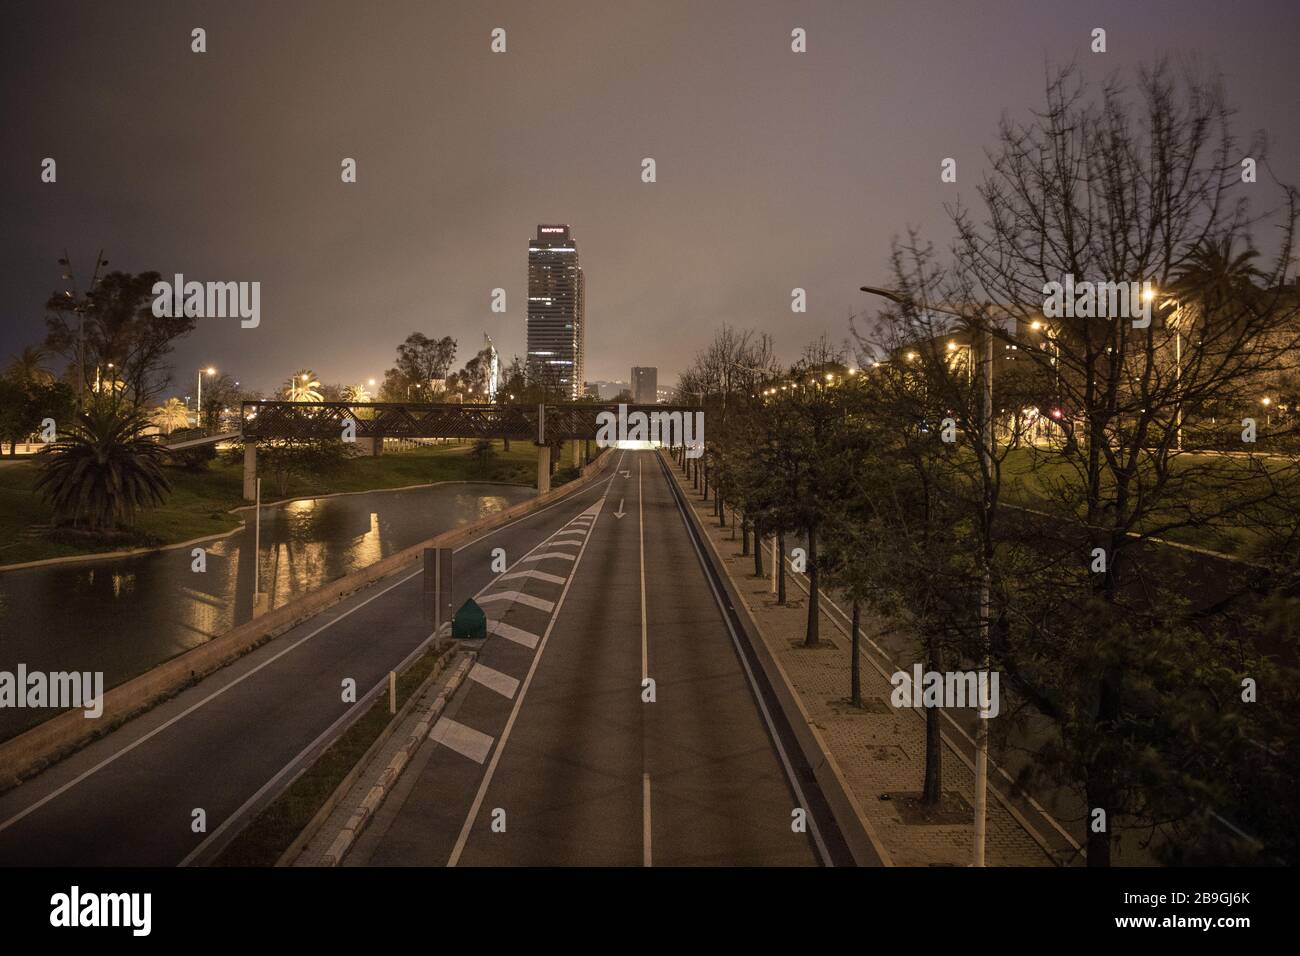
[197,367,216,428]
[862,284,994,867]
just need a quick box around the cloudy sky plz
[2,0,1297,395]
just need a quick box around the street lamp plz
[1146,290,1187,450]
[197,367,217,427]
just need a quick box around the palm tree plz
[6,346,55,386]
[151,397,191,435]
[36,402,171,532]
[285,370,323,402]
[342,383,372,403]
[1172,237,1264,311]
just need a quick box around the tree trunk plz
[753,522,764,577]
[741,516,749,555]
[922,638,943,806]
[804,525,819,646]
[850,600,861,706]
[777,532,786,604]
[1085,663,1122,866]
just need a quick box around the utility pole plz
[59,248,107,412]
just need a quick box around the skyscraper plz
[631,367,658,404]
[526,224,585,399]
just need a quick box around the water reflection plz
[0,484,530,739]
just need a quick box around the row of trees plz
[675,62,1300,865]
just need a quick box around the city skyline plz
[1,0,1298,925]
[5,1,1298,397]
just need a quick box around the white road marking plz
[430,718,495,764]
[0,454,619,849]
[522,551,577,563]
[478,591,556,613]
[0,567,424,838]
[546,538,582,548]
[446,476,618,866]
[549,530,587,540]
[486,620,541,649]
[469,663,520,700]
[499,569,566,586]
[639,458,647,682]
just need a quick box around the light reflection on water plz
[0,485,530,739]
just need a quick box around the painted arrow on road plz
[613,498,626,519]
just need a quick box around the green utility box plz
[452,598,487,640]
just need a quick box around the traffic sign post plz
[424,547,454,636]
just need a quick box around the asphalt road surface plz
[0,449,844,866]
[350,449,843,866]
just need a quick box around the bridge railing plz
[239,401,699,442]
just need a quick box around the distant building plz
[631,367,658,404]
[526,224,585,399]
[587,380,629,401]
[656,386,676,404]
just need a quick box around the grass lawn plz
[0,439,584,567]
[997,445,1299,558]
[213,641,453,867]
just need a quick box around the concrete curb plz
[274,643,462,867]
[0,450,614,788]
[320,653,477,867]
[661,452,894,867]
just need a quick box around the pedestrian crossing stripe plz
[486,619,541,649]
[430,717,495,764]
[478,591,556,613]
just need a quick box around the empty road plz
[351,449,846,866]
[0,449,845,866]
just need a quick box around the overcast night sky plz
[2,0,1297,396]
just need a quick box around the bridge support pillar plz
[536,444,551,494]
[572,440,581,467]
[242,442,257,502]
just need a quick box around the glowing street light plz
[197,367,217,425]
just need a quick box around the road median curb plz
[318,652,476,867]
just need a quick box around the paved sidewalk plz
[670,460,1066,867]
